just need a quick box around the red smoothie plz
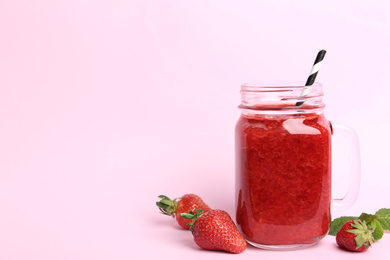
[235,112,331,246]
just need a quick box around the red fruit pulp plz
[235,112,331,245]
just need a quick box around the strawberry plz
[181,209,247,254]
[156,194,211,229]
[336,219,374,252]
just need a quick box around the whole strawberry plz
[181,209,247,254]
[336,220,374,252]
[156,194,211,229]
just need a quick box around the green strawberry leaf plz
[371,219,384,241]
[367,219,376,230]
[180,209,203,233]
[180,211,195,219]
[375,208,390,231]
[358,212,385,241]
[329,216,358,236]
[158,195,171,200]
[359,213,377,224]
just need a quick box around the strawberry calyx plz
[180,208,203,232]
[348,220,374,249]
[156,195,181,217]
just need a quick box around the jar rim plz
[241,82,322,92]
[239,82,324,114]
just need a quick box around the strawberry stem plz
[156,195,181,217]
[180,209,203,232]
[347,220,374,249]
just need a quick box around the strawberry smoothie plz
[235,83,332,249]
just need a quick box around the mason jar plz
[235,82,360,250]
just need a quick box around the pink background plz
[1,0,390,259]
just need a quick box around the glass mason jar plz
[235,82,360,250]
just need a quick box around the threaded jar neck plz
[239,82,325,115]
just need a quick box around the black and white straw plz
[296,49,327,106]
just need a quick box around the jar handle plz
[330,122,361,212]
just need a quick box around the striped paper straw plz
[296,49,327,106]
